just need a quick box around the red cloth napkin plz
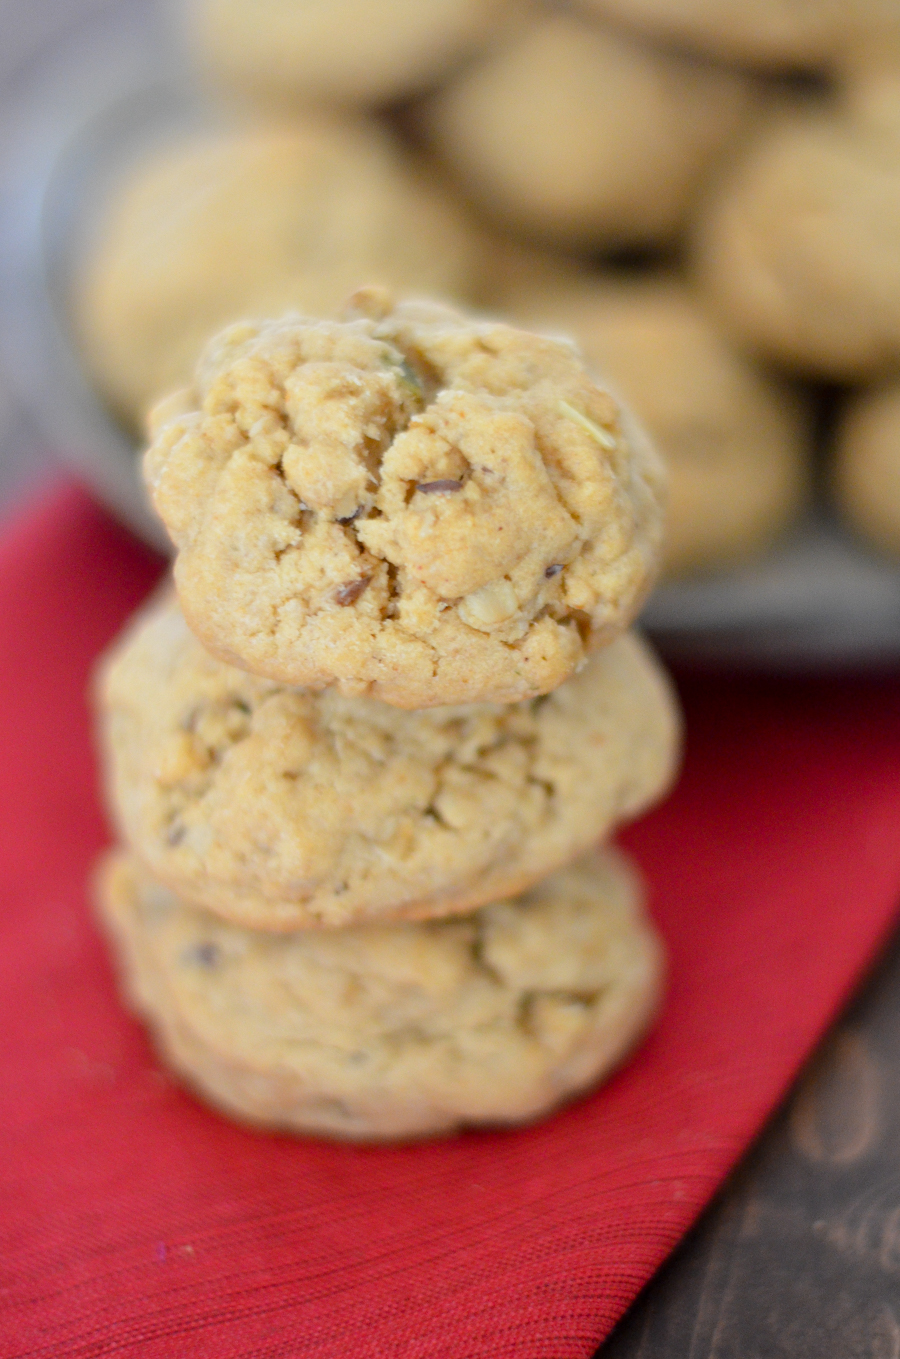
[3,482,900,1359]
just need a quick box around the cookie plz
[833,381,900,557]
[186,0,525,108]
[505,274,809,576]
[97,593,680,931]
[96,846,664,1140]
[692,99,900,380]
[143,292,666,707]
[74,119,482,427]
[574,0,900,72]
[422,11,759,251]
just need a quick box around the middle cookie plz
[96,594,680,931]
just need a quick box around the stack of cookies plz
[93,290,681,1141]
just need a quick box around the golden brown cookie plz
[692,97,900,380]
[505,273,810,576]
[833,381,900,557]
[422,11,759,251]
[143,293,666,707]
[96,592,680,931]
[96,846,664,1140]
[574,0,900,71]
[186,0,526,109]
[74,119,482,427]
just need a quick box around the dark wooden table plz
[599,922,900,1357]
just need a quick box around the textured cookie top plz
[75,120,481,427]
[144,293,665,706]
[692,102,900,379]
[97,594,680,930]
[97,846,664,1139]
[506,273,809,575]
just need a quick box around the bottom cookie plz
[96,846,664,1141]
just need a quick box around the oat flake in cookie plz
[96,846,664,1141]
[144,291,665,708]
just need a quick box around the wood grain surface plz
[599,924,900,1357]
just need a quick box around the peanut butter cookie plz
[187,0,526,108]
[75,120,481,427]
[144,293,666,706]
[833,381,900,557]
[506,273,809,576]
[96,846,664,1140]
[574,0,900,72]
[97,593,680,930]
[693,98,900,379]
[422,11,758,251]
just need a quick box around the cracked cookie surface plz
[96,593,680,930]
[144,293,665,707]
[96,846,664,1140]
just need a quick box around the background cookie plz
[421,11,759,251]
[692,98,900,380]
[505,273,810,576]
[186,0,526,109]
[97,594,680,931]
[144,294,666,707]
[573,0,900,71]
[833,381,900,557]
[95,846,664,1141]
[74,118,482,427]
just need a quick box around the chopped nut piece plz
[334,577,371,606]
[417,479,464,494]
[459,579,519,629]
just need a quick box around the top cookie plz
[144,291,665,707]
